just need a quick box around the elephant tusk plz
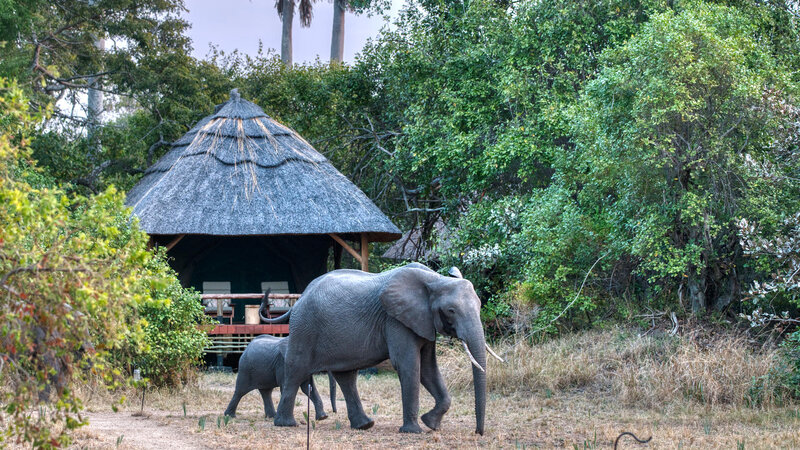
[461,340,485,373]
[485,343,504,363]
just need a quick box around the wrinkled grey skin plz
[223,335,334,420]
[263,263,487,435]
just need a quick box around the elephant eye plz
[438,309,456,335]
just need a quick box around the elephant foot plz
[274,416,298,427]
[421,410,444,430]
[265,412,276,419]
[399,422,423,434]
[223,410,236,418]
[350,417,374,430]
[315,412,329,421]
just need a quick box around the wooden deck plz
[206,325,290,354]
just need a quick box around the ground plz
[69,369,800,449]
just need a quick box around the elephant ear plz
[406,262,436,273]
[380,266,440,341]
[448,267,463,278]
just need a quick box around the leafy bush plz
[780,332,800,399]
[117,255,212,386]
[0,79,209,447]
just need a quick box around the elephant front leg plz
[258,388,276,418]
[420,342,451,430]
[389,338,423,433]
[332,370,374,430]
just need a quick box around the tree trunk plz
[709,262,739,312]
[330,0,345,63]
[688,269,707,314]
[87,37,105,160]
[281,0,294,66]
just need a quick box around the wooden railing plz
[201,293,302,354]
[200,293,301,317]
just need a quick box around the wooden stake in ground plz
[306,382,311,450]
[133,369,145,415]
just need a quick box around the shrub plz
[118,256,212,386]
[0,79,209,447]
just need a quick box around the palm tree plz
[276,0,316,66]
[330,0,346,63]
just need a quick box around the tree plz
[330,0,346,62]
[276,0,317,65]
[569,2,795,313]
[329,0,391,63]
[0,0,223,192]
[86,36,105,160]
[0,78,210,447]
[0,0,188,122]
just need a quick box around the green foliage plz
[780,332,800,399]
[0,79,208,446]
[568,1,795,313]
[442,188,604,334]
[386,0,799,331]
[0,0,189,108]
[115,250,212,387]
[0,0,235,195]
[354,0,664,207]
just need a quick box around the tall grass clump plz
[437,327,790,408]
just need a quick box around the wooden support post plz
[329,234,362,264]
[333,241,342,270]
[165,234,185,251]
[360,234,369,272]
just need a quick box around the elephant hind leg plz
[224,388,249,418]
[299,377,328,421]
[274,375,301,427]
[419,342,451,430]
[258,388,276,418]
[332,370,373,430]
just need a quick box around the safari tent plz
[126,89,400,354]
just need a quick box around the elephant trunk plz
[465,334,487,435]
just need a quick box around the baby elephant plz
[224,334,335,420]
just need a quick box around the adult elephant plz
[261,263,498,435]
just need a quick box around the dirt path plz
[68,372,800,449]
[76,412,219,450]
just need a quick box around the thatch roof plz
[126,89,401,242]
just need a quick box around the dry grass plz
[441,327,789,408]
[64,328,799,449]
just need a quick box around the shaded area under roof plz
[126,89,401,242]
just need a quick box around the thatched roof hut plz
[127,89,400,241]
[126,90,400,321]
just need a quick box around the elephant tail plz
[260,309,291,324]
[259,293,291,324]
[328,372,337,413]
